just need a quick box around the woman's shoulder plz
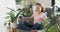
[42,13,47,17]
[42,12,47,18]
[42,13,46,15]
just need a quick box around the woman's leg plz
[31,23,40,30]
[18,23,31,30]
[31,23,43,32]
[31,23,40,32]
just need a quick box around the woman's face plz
[36,5,42,13]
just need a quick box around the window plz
[15,0,22,5]
[51,0,55,6]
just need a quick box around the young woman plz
[18,3,47,32]
[31,3,47,32]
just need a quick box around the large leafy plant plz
[4,7,22,26]
[42,13,60,32]
[17,6,32,17]
[4,6,31,26]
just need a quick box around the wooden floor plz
[17,29,31,32]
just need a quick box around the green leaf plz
[4,23,7,25]
[15,11,21,20]
[7,7,17,13]
[5,16,10,19]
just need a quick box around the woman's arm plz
[31,14,34,18]
[42,13,47,20]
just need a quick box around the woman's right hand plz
[31,14,34,18]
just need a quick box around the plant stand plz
[7,27,18,32]
[7,27,12,32]
[11,28,17,32]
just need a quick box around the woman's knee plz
[18,23,24,27]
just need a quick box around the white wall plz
[0,0,16,32]
[34,0,52,8]
[55,0,60,7]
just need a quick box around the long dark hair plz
[36,3,44,12]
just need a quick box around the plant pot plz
[10,22,17,28]
[6,24,11,32]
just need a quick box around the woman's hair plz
[36,3,44,12]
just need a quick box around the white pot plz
[10,22,17,28]
[6,24,10,29]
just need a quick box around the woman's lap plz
[18,23,31,30]
[32,23,43,30]
[18,23,43,30]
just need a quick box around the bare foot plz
[31,30,37,32]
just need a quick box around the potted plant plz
[41,13,60,32]
[18,6,32,17]
[4,7,22,28]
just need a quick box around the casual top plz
[33,12,47,24]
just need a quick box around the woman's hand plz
[31,14,34,18]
